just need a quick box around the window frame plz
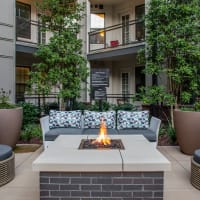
[121,72,130,95]
[135,4,145,41]
[16,1,31,39]
[90,13,105,44]
[122,14,130,45]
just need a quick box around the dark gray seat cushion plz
[0,144,12,161]
[45,128,84,141]
[118,128,156,142]
[193,149,200,164]
[82,128,119,135]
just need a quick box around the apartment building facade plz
[0,0,148,105]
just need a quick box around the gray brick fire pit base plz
[40,171,164,200]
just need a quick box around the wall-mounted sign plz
[94,87,106,100]
[91,68,109,87]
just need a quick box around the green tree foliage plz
[28,0,88,110]
[139,0,200,106]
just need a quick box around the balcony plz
[16,16,50,54]
[88,19,145,60]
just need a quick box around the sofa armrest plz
[40,115,50,148]
[149,116,161,145]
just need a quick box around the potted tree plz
[0,89,23,148]
[138,0,200,154]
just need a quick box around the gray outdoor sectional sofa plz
[40,110,161,150]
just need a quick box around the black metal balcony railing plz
[88,19,145,52]
[16,16,46,45]
[16,16,145,51]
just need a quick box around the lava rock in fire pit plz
[78,139,125,150]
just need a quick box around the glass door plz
[122,15,129,45]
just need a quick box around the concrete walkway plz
[0,146,200,200]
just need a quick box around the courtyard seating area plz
[0,145,200,200]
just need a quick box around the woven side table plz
[0,145,15,187]
[191,149,200,190]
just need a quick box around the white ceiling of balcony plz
[89,0,125,6]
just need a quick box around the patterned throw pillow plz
[84,110,116,129]
[117,110,149,129]
[49,110,82,129]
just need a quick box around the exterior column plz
[0,0,16,103]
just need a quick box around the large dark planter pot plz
[173,109,200,155]
[0,107,23,148]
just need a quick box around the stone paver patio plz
[0,145,200,200]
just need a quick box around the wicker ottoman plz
[191,149,200,190]
[0,145,15,187]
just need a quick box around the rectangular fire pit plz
[78,139,125,150]
[40,171,164,199]
[33,135,171,200]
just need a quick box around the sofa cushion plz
[117,110,149,129]
[82,128,119,135]
[118,128,156,142]
[83,110,116,129]
[49,110,82,129]
[0,144,12,161]
[45,128,83,141]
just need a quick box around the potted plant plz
[173,105,200,155]
[137,0,200,154]
[0,89,23,148]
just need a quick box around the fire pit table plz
[33,135,171,200]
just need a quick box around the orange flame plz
[92,117,111,145]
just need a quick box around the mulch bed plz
[17,137,42,145]
[16,137,42,153]
[14,144,41,153]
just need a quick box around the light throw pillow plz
[117,110,149,129]
[84,110,116,129]
[49,110,82,129]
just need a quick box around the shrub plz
[90,100,111,111]
[43,102,59,114]
[72,100,111,112]
[112,103,137,111]
[71,101,91,111]
[166,125,176,143]
[17,102,40,129]
[0,88,17,108]
[20,124,42,142]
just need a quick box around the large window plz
[16,66,30,102]
[16,2,31,39]
[90,13,105,44]
[135,4,145,41]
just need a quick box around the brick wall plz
[40,171,164,200]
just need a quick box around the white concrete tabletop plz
[32,135,171,172]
